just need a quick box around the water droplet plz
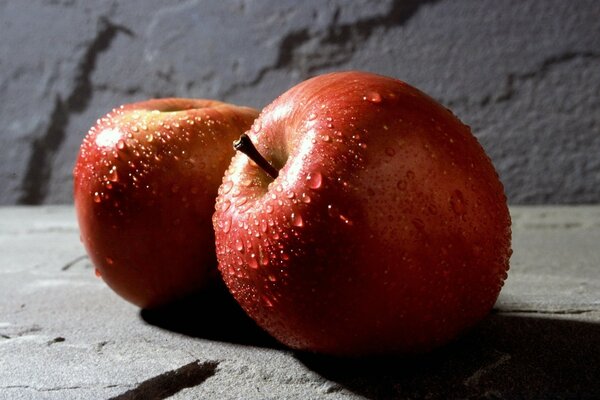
[105,257,114,265]
[235,239,245,252]
[235,197,248,207]
[268,274,277,282]
[339,214,353,226]
[253,120,262,132]
[221,181,233,194]
[364,91,382,103]
[248,254,259,269]
[262,295,273,307]
[285,190,295,199]
[260,219,268,233]
[281,251,290,261]
[221,217,232,233]
[306,172,322,189]
[291,212,304,227]
[321,134,331,142]
[265,204,274,213]
[301,193,311,203]
[221,199,231,212]
[385,147,396,157]
[108,166,119,182]
[308,112,317,121]
[116,140,126,150]
[93,192,102,203]
[94,268,102,278]
[450,190,467,216]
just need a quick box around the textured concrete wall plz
[1,0,598,205]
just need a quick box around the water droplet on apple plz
[235,197,248,207]
[222,217,232,233]
[248,254,259,269]
[260,219,268,233]
[450,189,467,216]
[306,172,322,189]
[116,140,126,150]
[291,212,304,227]
[262,295,273,308]
[268,274,277,282]
[108,166,119,182]
[221,199,231,212]
[93,192,102,203]
[364,91,382,103]
[285,190,295,199]
[235,238,245,252]
[221,181,233,194]
[105,257,114,265]
[308,112,317,121]
[339,214,353,226]
[301,193,311,203]
[94,268,102,278]
[253,120,262,133]
[321,134,331,142]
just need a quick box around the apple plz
[213,71,512,355]
[74,98,258,308]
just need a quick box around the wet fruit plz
[74,98,258,308]
[213,71,511,355]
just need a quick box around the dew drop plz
[108,166,119,182]
[262,295,273,307]
[306,172,322,189]
[291,212,304,227]
[364,91,382,103]
[248,254,259,269]
[235,197,248,207]
[339,214,353,226]
[235,238,245,252]
[221,199,231,212]
[221,181,233,194]
[221,217,232,233]
[450,189,467,216]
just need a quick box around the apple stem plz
[233,134,279,179]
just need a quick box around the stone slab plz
[0,206,599,399]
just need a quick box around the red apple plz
[213,71,511,355]
[74,98,258,308]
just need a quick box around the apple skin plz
[74,98,258,309]
[213,71,512,356]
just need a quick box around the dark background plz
[1,0,598,205]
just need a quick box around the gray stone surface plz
[0,1,599,205]
[1,205,599,399]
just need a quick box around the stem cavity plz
[233,134,279,179]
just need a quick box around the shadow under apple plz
[140,280,282,349]
[141,286,600,399]
[296,312,600,399]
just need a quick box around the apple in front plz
[74,98,258,308]
[213,71,512,355]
